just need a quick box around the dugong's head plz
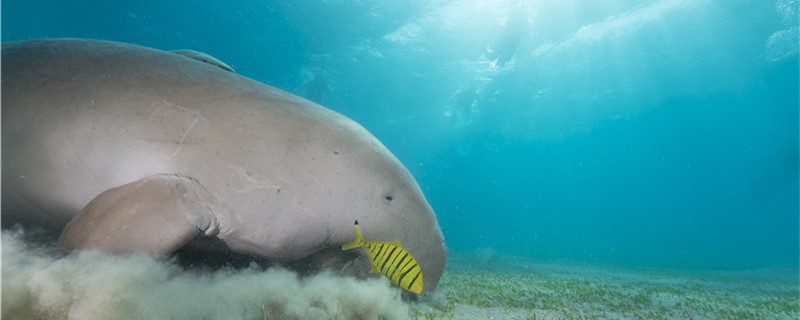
[254,101,447,294]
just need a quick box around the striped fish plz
[340,220,424,294]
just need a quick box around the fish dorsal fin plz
[171,49,235,73]
[393,239,402,246]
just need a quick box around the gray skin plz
[1,39,446,293]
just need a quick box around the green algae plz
[414,256,800,320]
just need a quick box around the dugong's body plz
[1,39,446,293]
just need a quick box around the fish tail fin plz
[340,220,365,250]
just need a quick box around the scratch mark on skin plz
[152,99,209,160]
[164,100,209,122]
[309,173,328,196]
[170,117,199,158]
[227,165,283,194]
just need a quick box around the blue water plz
[3,0,798,271]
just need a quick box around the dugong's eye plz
[384,195,393,202]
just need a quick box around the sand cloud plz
[2,228,411,320]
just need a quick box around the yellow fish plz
[340,220,424,294]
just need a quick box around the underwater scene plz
[2,0,798,319]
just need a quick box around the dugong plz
[1,39,446,293]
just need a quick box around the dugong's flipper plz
[58,174,221,255]
[171,49,236,73]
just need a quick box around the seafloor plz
[413,253,800,320]
[3,228,798,320]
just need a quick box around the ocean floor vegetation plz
[413,253,800,320]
